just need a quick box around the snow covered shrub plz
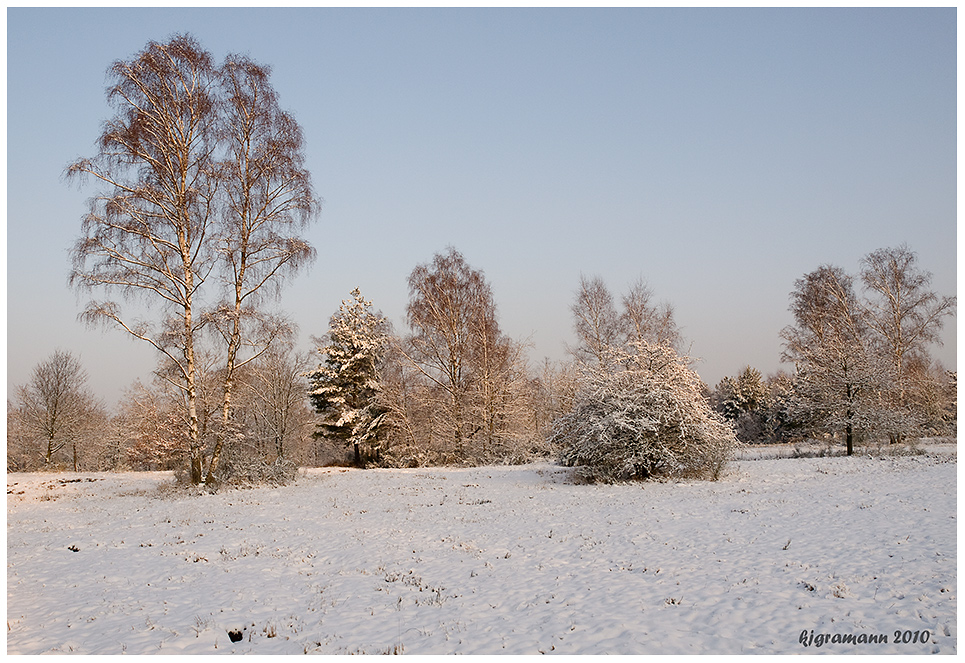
[551,341,738,482]
[216,453,298,488]
[175,443,297,489]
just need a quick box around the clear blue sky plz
[6,7,958,406]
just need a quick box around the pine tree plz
[307,289,390,466]
[713,367,772,443]
[713,376,744,422]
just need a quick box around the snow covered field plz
[7,444,957,654]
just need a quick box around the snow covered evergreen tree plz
[307,289,390,466]
[712,366,771,443]
[552,341,737,482]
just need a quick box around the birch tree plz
[474,326,530,459]
[621,278,681,351]
[781,265,883,454]
[236,348,312,462]
[859,245,956,417]
[68,36,318,485]
[403,248,495,455]
[571,276,681,366]
[397,248,536,462]
[205,54,318,484]
[114,379,189,471]
[68,35,219,483]
[570,275,620,366]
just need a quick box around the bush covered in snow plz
[175,449,298,490]
[551,341,737,482]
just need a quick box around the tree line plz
[712,245,956,455]
[7,347,318,477]
[303,243,954,478]
[7,242,955,480]
[6,35,956,482]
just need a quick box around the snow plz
[7,443,957,654]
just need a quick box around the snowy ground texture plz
[7,443,957,654]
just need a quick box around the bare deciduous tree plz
[68,36,318,485]
[474,332,522,455]
[570,275,620,366]
[68,35,219,483]
[379,339,427,464]
[782,249,956,451]
[901,359,956,437]
[237,347,315,464]
[530,358,579,443]
[114,379,189,471]
[13,350,104,469]
[7,401,30,471]
[206,54,319,484]
[860,245,956,410]
[621,278,681,351]
[571,275,682,365]
[781,266,883,455]
[392,248,538,464]
[403,248,496,454]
